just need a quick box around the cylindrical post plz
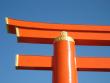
[53,31,78,83]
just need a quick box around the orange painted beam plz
[77,57,110,71]
[16,55,110,71]
[6,17,110,34]
[16,28,110,46]
[16,54,52,70]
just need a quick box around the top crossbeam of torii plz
[6,17,110,46]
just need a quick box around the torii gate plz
[6,17,110,83]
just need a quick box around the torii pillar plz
[6,17,110,83]
[53,31,77,83]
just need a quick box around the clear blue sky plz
[1,0,110,83]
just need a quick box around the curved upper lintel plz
[6,17,110,34]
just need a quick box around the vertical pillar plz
[53,31,78,83]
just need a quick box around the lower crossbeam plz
[16,54,110,72]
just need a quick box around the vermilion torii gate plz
[6,17,110,83]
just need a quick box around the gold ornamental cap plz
[54,31,74,42]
